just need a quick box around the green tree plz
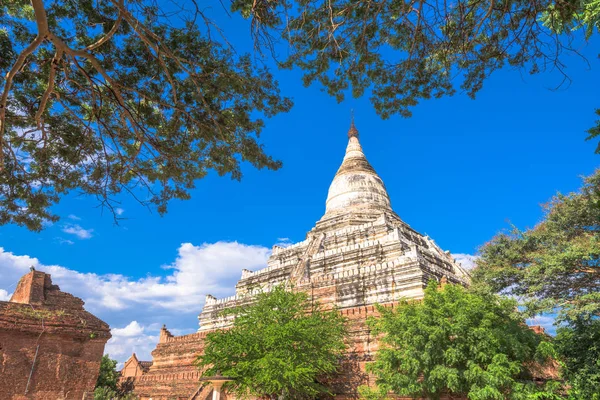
[473,169,600,322]
[554,318,600,399]
[540,0,600,38]
[362,282,559,400]
[0,0,291,231]
[94,386,118,400]
[94,355,137,399]
[4,0,599,232]
[239,0,599,146]
[93,386,138,400]
[96,354,119,391]
[196,285,348,400]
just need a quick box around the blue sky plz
[0,6,598,363]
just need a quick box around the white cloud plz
[274,237,293,248]
[115,208,125,216]
[0,289,11,301]
[62,224,94,239]
[452,253,479,270]
[55,237,75,245]
[0,248,39,295]
[68,214,81,221]
[527,315,557,335]
[112,321,145,337]
[0,242,270,362]
[106,321,158,363]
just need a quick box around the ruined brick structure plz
[133,122,471,399]
[0,270,111,400]
[121,353,153,379]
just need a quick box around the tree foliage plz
[362,282,559,400]
[93,386,138,400]
[240,0,599,145]
[554,318,600,399]
[0,0,291,231]
[94,355,136,399]
[473,169,600,322]
[196,285,348,400]
[587,108,600,150]
[540,0,600,39]
[4,0,599,232]
[96,354,119,391]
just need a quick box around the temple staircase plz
[187,383,212,400]
[290,233,325,283]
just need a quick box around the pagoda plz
[132,121,471,399]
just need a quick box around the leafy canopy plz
[96,354,119,391]
[554,318,600,400]
[0,0,291,231]
[93,386,138,400]
[4,0,599,232]
[94,354,136,399]
[240,0,600,147]
[540,0,600,39]
[196,285,348,400]
[362,282,558,400]
[473,169,600,322]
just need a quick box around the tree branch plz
[35,49,64,128]
[0,36,46,169]
[84,2,124,51]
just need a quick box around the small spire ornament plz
[348,110,359,138]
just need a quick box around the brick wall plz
[0,271,111,400]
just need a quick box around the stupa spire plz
[348,110,359,138]
[322,118,392,217]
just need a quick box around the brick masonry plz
[0,271,111,400]
[132,125,473,400]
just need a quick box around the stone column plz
[212,381,225,400]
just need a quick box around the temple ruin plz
[132,121,471,399]
[0,270,111,400]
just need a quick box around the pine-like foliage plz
[196,285,348,400]
[362,282,559,400]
